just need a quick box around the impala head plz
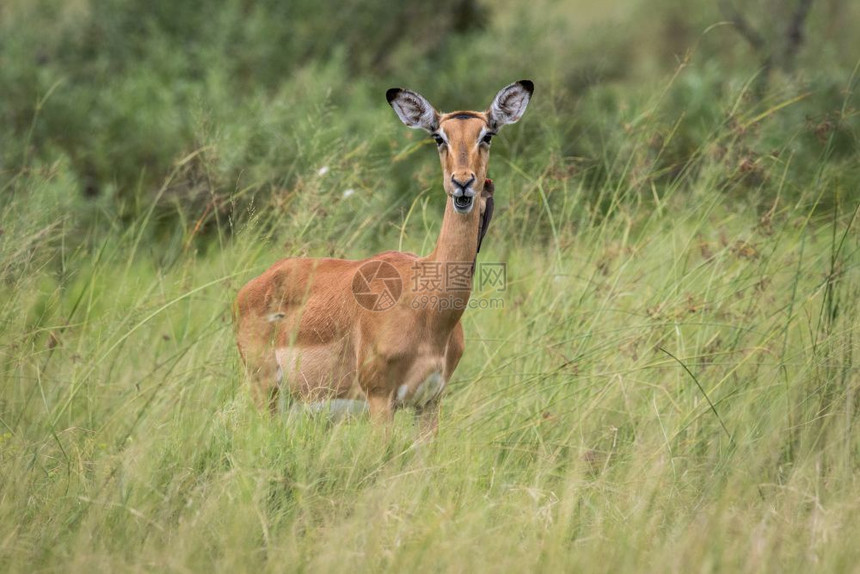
[386,80,534,215]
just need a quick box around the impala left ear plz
[487,80,534,130]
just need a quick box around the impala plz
[234,80,533,434]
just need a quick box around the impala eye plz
[481,133,494,145]
[432,134,445,147]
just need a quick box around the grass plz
[1,0,860,570]
[1,137,858,571]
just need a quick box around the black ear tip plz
[517,80,534,95]
[386,88,402,104]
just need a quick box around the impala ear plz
[386,88,439,132]
[487,80,534,130]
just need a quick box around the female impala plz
[234,81,533,433]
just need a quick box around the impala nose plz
[451,174,476,196]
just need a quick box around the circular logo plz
[351,261,403,311]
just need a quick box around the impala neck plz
[429,198,481,268]
[415,197,481,330]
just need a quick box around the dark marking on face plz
[451,112,480,120]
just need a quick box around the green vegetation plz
[1,0,858,571]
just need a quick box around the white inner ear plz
[392,91,438,131]
[489,84,531,127]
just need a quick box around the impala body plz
[234,81,533,433]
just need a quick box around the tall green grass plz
[2,72,859,572]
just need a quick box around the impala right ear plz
[386,88,439,132]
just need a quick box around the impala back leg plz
[246,357,281,414]
[236,317,282,415]
[237,345,281,414]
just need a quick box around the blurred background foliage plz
[0,0,857,246]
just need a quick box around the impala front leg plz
[367,391,394,425]
[415,399,440,439]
